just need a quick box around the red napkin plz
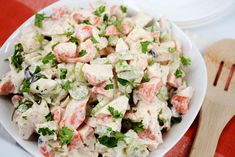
[0,1,234,157]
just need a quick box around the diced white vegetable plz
[133,12,153,28]
[82,64,113,85]
[116,38,129,53]
[30,78,58,95]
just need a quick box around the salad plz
[0,3,194,157]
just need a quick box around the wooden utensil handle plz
[190,98,233,157]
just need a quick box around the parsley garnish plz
[115,19,124,34]
[175,69,183,78]
[104,84,114,90]
[168,47,175,53]
[34,66,41,74]
[131,120,144,133]
[61,80,72,91]
[158,110,167,126]
[64,31,73,37]
[132,122,144,133]
[45,112,52,121]
[52,42,60,50]
[69,36,78,45]
[117,77,130,86]
[22,116,27,120]
[34,94,42,104]
[98,136,117,148]
[90,36,98,44]
[143,73,150,82]
[34,33,44,50]
[180,55,191,66]
[20,79,30,93]
[98,131,125,148]
[120,5,127,13]
[113,131,125,141]
[60,68,67,79]
[140,41,151,54]
[34,13,45,28]
[58,127,73,145]
[108,106,123,119]
[103,14,108,22]
[82,20,92,25]
[12,100,33,120]
[42,52,56,64]
[11,43,24,72]
[38,127,54,136]
[94,5,105,17]
[78,50,87,57]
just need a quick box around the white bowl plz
[0,0,207,156]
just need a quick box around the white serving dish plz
[0,0,207,156]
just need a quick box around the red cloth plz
[0,0,234,157]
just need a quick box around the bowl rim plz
[0,0,208,156]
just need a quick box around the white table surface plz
[0,5,235,157]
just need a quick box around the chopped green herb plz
[11,100,34,121]
[143,73,150,82]
[11,43,24,72]
[34,66,41,74]
[38,127,54,136]
[22,116,27,120]
[140,41,151,54]
[42,52,56,64]
[34,94,42,104]
[113,131,125,141]
[52,42,60,50]
[82,20,92,25]
[108,106,123,119]
[132,120,144,133]
[69,36,78,45]
[175,69,183,78]
[107,127,112,132]
[98,136,118,148]
[104,84,114,90]
[150,25,155,32]
[34,33,44,49]
[120,5,127,13]
[64,31,73,37]
[168,47,175,53]
[61,80,72,91]
[171,116,182,125]
[78,50,87,57]
[58,127,73,145]
[4,58,9,62]
[20,79,30,93]
[45,112,52,121]
[158,118,167,126]
[94,5,105,17]
[60,68,67,79]
[158,110,167,126]
[18,100,33,111]
[34,13,45,28]
[117,77,130,86]
[180,55,191,66]
[90,36,98,44]
[148,59,155,66]
[115,19,124,34]
[103,14,108,22]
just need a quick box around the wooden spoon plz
[190,39,235,157]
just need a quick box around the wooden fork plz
[190,39,235,157]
